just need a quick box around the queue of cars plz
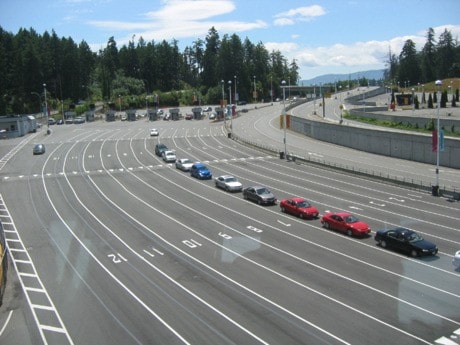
[149,129,447,260]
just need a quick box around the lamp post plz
[228,80,233,135]
[234,75,237,105]
[253,76,256,102]
[281,80,287,158]
[221,80,225,105]
[411,88,415,115]
[270,75,273,104]
[434,79,442,195]
[118,95,121,112]
[43,83,49,134]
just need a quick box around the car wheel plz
[225,186,229,192]
[323,222,330,229]
[381,240,387,248]
[410,249,419,258]
[299,213,304,219]
[243,193,247,200]
[257,199,262,205]
[346,229,353,236]
[281,207,286,213]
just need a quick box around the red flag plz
[432,130,438,152]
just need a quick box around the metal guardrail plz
[227,118,459,200]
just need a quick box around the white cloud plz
[88,0,266,46]
[268,24,460,79]
[274,5,326,26]
[144,0,235,22]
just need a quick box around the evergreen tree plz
[436,29,456,78]
[428,93,433,109]
[398,39,421,85]
[420,28,436,83]
[201,27,220,89]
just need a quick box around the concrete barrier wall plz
[350,108,460,130]
[290,116,460,168]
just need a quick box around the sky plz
[1,0,459,81]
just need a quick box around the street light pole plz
[434,80,442,195]
[221,80,225,125]
[253,76,256,102]
[234,75,237,105]
[270,76,273,104]
[43,83,49,134]
[282,80,287,158]
[228,80,232,135]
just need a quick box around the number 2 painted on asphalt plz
[108,253,127,263]
[182,239,202,248]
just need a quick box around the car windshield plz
[344,215,359,223]
[225,177,236,182]
[256,188,270,195]
[406,231,423,242]
[182,159,191,164]
[297,200,310,208]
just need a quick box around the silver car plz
[215,175,243,192]
[243,186,276,205]
[33,143,45,155]
[453,250,460,269]
[175,158,194,171]
[162,150,176,163]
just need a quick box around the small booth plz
[191,107,202,120]
[64,111,76,124]
[148,109,158,121]
[215,107,225,120]
[106,110,116,121]
[85,110,95,122]
[86,104,95,122]
[126,109,136,121]
[0,115,38,138]
[169,108,180,121]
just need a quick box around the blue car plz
[190,163,212,180]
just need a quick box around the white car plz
[215,175,243,192]
[150,128,159,136]
[175,158,194,171]
[453,250,460,269]
[162,150,176,163]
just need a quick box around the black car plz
[243,186,276,205]
[374,227,438,257]
[155,143,168,156]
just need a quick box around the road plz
[232,95,460,191]
[0,111,459,344]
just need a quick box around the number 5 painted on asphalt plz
[247,225,263,233]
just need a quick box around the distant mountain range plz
[300,69,385,85]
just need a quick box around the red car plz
[321,212,371,237]
[279,197,319,219]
